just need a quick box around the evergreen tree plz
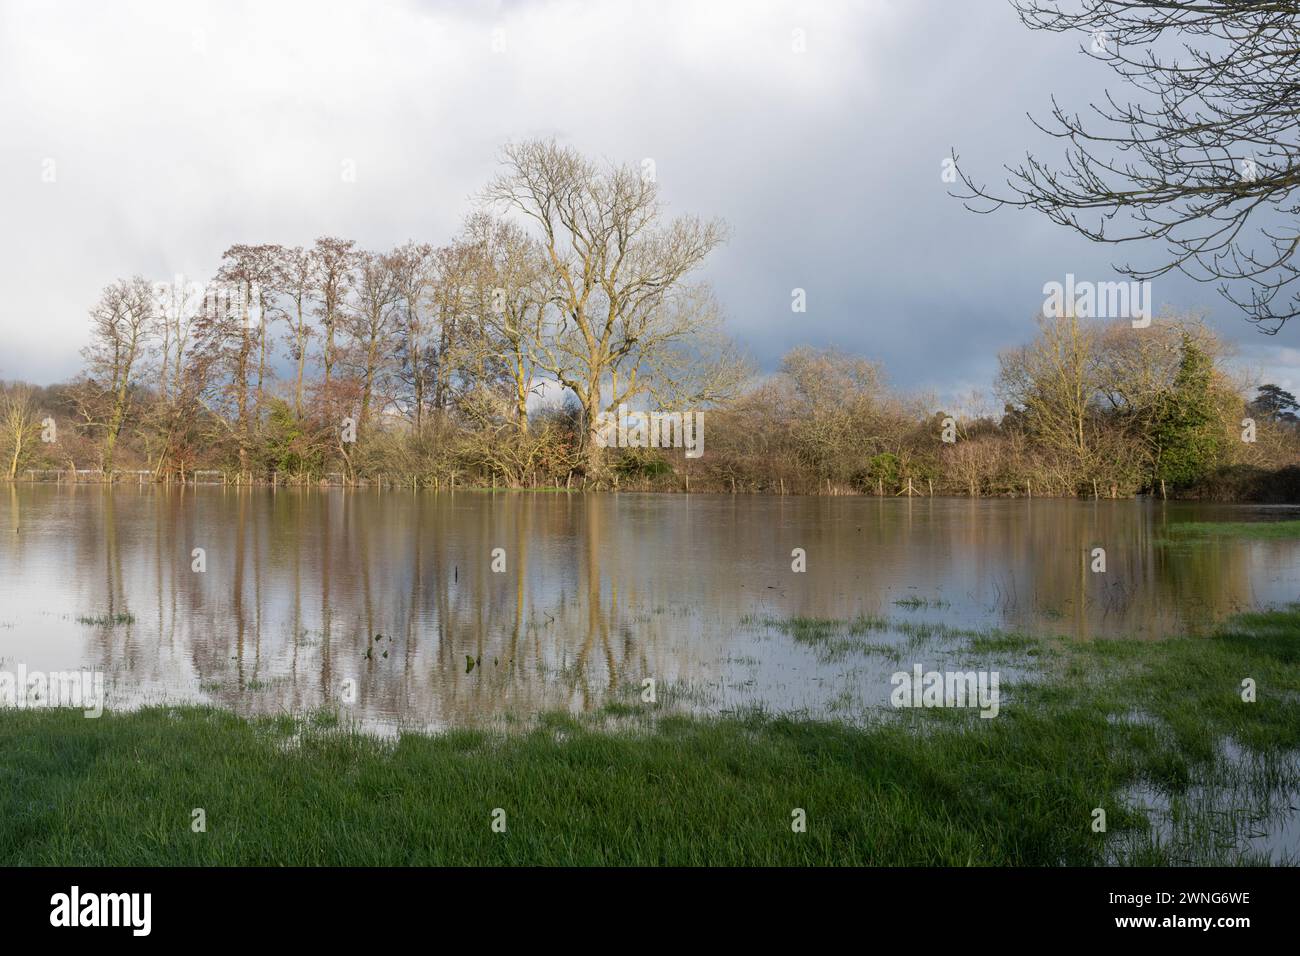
[1152,336,1223,488]
[1250,384,1300,424]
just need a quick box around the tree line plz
[1,139,1297,499]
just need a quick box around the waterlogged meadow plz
[3,606,1298,865]
[2,485,1297,728]
[2,484,1299,864]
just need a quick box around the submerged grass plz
[74,612,135,627]
[1162,519,1300,540]
[894,596,951,610]
[746,613,898,662]
[1,608,1298,865]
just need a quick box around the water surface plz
[1,485,1297,732]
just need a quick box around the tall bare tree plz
[251,244,284,415]
[461,213,550,432]
[427,239,480,412]
[81,277,154,473]
[278,246,316,419]
[152,275,203,402]
[217,244,280,473]
[347,251,401,426]
[390,241,436,435]
[483,139,734,473]
[0,385,42,479]
[312,237,357,387]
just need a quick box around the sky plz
[1,0,1297,407]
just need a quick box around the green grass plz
[745,613,898,661]
[745,613,888,641]
[2,608,1298,866]
[894,596,951,610]
[1162,519,1300,540]
[74,612,135,627]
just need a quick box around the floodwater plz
[1,484,1298,732]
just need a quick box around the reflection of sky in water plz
[1,486,1298,733]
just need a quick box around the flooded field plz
[2,485,1298,732]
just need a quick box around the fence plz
[15,469,428,489]
[22,468,109,483]
[21,468,206,484]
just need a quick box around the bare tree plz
[0,385,42,479]
[997,311,1102,486]
[141,277,220,478]
[152,275,203,403]
[312,237,357,386]
[389,241,436,435]
[427,239,481,412]
[781,346,889,480]
[347,251,401,426]
[460,213,550,432]
[81,277,154,473]
[252,244,284,415]
[955,0,1300,333]
[945,434,1001,497]
[483,139,732,473]
[217,244,280,473]
[278,246,316,419]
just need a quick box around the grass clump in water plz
[1161,519,1300,540]
[894,596,951,610]
[75,612,135,627]
[746,614,896,661]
